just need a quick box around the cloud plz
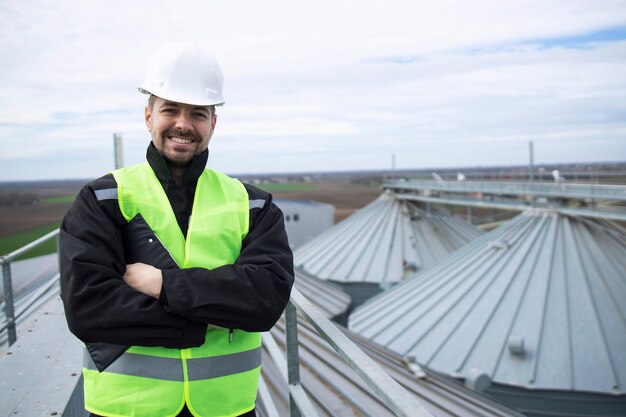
[0,0,625,180]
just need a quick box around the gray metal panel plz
[259,315,524,417]
[0,296,83,416]
[294,267,351,320]
[332,282,384,312]
[484,383,626,417]
[349,209,626,396]
[294,192,483,285]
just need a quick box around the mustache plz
[164,129,200,141]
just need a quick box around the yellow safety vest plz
[82,162,261,417]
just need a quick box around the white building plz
[274,199,334,249]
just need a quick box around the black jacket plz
[60,145,294,359]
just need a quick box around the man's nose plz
[174,112,193,132]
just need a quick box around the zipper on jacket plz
[229,328,234,343]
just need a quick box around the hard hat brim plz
[138,87,225,107]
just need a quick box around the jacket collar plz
[146,142,208,186]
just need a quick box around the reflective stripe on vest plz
[83,162,260,417]
[83,346,262,381]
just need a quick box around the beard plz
[162,152,192,167]
[155,128,205,167]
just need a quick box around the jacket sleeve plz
[59,175,207,348]
[160,184,294,332]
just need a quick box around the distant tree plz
[0,191,38,206]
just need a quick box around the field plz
[0,181,83,258]
[0,179,382,258]
[0,181,84,237]
[257,181,381,222]
[0,223,61,260]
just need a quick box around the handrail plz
[1,228,60,346]
[383,179,626,201]
[283,287,433,417]
[0,228,60,264]
[0,273,60,331]
[393,192,626,222]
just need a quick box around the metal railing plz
[383,179,626,222]
[263,287,433,417]
[393,192,626,222]
[1,228,60,346]
[384,180,626,201]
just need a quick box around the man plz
[60,42,294,417]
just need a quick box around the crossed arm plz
[124,263,162,298]
[60,181,294,348]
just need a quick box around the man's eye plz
[193,112,208,119]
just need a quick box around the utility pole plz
[528,140,536,207]
[529,141,534,184]
[392,153,396,179]
[113,133,124,169]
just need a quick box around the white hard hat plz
[138,42,225,106]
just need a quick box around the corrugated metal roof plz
[349,209,626,395]
[294,192,483,285]
[259,315,523,417]
[293,266,351,319]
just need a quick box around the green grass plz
[0,223,60,261]
[40,194,76,204]
[255,183,319,192]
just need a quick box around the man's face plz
[145,96,217,166]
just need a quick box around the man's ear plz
[144,106,152,130]
[206,114,218,144]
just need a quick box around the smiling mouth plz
[169,136,193,144]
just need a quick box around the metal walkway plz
[384,180,626,221]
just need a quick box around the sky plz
[1,0,625,181]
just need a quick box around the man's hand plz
[123,263,163,299]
